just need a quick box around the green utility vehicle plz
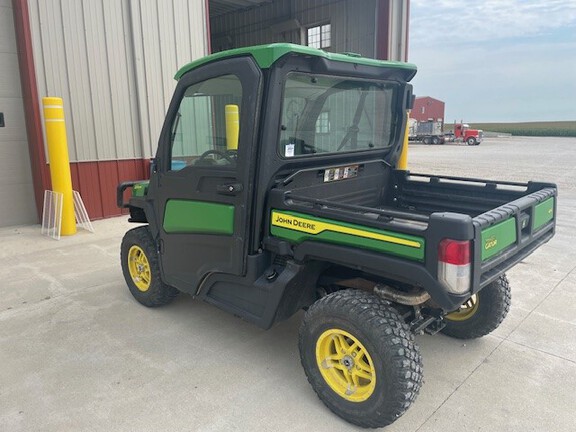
[117,44,557,428]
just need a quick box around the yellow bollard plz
[397,111,410,170]
[225,104,239,151]
[43,97,76,236]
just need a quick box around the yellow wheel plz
[316,329,376,402]
[127,245,151,292]
[445,294,478,322]
[441,275,511,339]
[121,226,178,307]
[299,289,422,428]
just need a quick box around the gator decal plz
[481,218,516,261]
[270,210,424,261]
[533,197,554,231]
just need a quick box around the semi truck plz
[116,43,556,428]
[454,122,483,145]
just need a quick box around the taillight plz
[438,239,471,294]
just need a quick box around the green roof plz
[174,43,417,80]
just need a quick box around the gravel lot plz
[408,136,576,195]
[1,136,575,432]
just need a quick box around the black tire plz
[299,289,422,428]
[423,137,430,145]
[120,226,179,307]
[441,275,511,339]
[432,136,440,145]
[466,137,476,145]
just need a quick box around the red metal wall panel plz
[412,97,445,123]
[68,159,149,220]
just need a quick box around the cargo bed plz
[266,162,557,307]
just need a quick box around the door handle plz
[217,182,244,195]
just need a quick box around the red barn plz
[412,96,445,123]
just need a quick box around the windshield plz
[279,73,398,158]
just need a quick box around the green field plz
[467,121,575,137]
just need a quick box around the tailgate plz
[472,187,556,289]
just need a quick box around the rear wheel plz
[299,289,422,428]
[432,136,440,145]
[441,275,511,339]
[121,226,179,307]
[423,137,431,144]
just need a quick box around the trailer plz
[408,118,445,144]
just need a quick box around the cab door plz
[150,57,262,293]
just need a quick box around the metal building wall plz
[25,0,208,219]
[412,97,445,123]
[28,0,207,161]
[0,0,37,226]
[210,0,377,58]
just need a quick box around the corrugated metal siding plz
[28,0,208,162]
[69,159,148,219]
[0,0,37,226]
[210,0,376,58]
[129,0,208,158]
[387,0,408,61]
[412,97,445,123]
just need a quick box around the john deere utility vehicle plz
[118,44,556,428]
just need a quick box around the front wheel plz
[441,275,511,339]
[299,290,422,428]
[466,137,476,145]
[120,226,179,307]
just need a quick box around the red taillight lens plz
[439,239,470,265]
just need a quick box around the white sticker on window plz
[285,143,295,157]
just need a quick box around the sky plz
[409,0,576,122]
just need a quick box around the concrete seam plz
[414,336,506,432]
[505,263,576,341]
[504,339,576,366]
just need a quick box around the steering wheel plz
[196,149,234,165]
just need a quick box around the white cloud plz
[411,0,576,44]
[409,0,576,121]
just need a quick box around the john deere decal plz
[270,210,425,261]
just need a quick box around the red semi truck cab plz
[454,123,483,145]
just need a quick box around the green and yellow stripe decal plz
[270,210,424,261]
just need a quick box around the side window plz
[170,74,242,170]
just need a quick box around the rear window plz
[279,73,398,158]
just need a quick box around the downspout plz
[375,0,390,60]
[205,0,212,53]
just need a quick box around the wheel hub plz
[341,355,354,369]
[316,328,376,402]
[127,245,151,292]
[446,294,479,321]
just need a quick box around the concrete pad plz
[534,274,576,325]
[505,261,564,315]
[382,335,501,432]
[508,312,576,363]
[416,340,576,432]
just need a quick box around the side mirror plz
[405,85,415,110]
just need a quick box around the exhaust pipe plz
[336,278,430,306]
[374,284,430,305]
